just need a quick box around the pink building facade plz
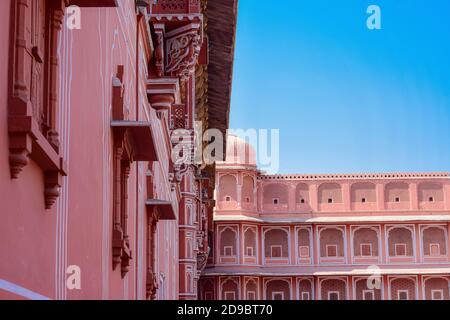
[0,0,237,300]
[200,136,450,300]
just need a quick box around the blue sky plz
[229,0,450,174]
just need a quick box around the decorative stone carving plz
[197,247,209,273]
[165,28,202,81]
[146,270,159,300]
[154,29,165,77]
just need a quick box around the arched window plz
[385,182,409,202]
[265,279,291,300]
[422,226,447,256]
[219,175,237,202]
[296,184,310,204]
[263,184,288,205]
[353,227,379,257]
[319,228,344,258]
[298,279,313,300]
[388,227,414,257]
[390,278,416,300]
[264,229,289,259]
[242,176,255,205]
[354,278,382,300]
[297,228,311,259]
[222,278,239,300]
[424,277,449,300]
[200,279,215,300]
[244,227,256,257]
[245,279,258,300]
[220,227,237,257]
[320,278,347,300]
[351,182,376,203]
[318,183,343,204]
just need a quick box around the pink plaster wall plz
[0,2,179,300]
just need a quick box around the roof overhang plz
[146,199,177,220]
[111,121,158,162]
[206,0,238,139]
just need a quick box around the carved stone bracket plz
[146,270,159,300]
[149,12,203,82]
[165,24,203,81]
[196,247,210,274]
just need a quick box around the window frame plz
[397,290,409,300]
[270,245,283,258]
[362,289,374,300]
[431,289,444,300]
[224,291,236,300]
[223,245,233,257]
[429,243,440,256]
[328,291,340,300]
[326,244,338,257]
[299,245,310,258]
[394,243,407,256]
[360,243,373,257]
[246,291,256,300]
[301,291,310,300]
[272,291,284,300]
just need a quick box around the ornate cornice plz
[259,172,450,181]
[165,23,203,81]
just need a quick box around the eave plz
[146,199,177,220]
[206,0,238,140]
[111,120,158,162]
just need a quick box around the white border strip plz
[0,279,51,300]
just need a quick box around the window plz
[204,292,213,300]
[301,291,310,300]
[395,197,400,202]
[430,243,440,256]
[363,290,374,300]
[431,290,443,300]
[246,197,250,203]
[428,196,434,202]
[397,290,409,300]
[224,291,236,300]
[360,243,373,257]
[223,246,233,256]
[273,198,279,205]
[225,196,231,202]
[270,245,282,258]
[246,246,254,257]
[361,197,366,203]
[326,244,338,257]
[272,292,284,300]
[327,198,333,204]
[8,0,67,209]
[247,291,256,300]
[299,246,310,258]
[328,291,339,300]
[300,198,305,204]
[395,243,407,256]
